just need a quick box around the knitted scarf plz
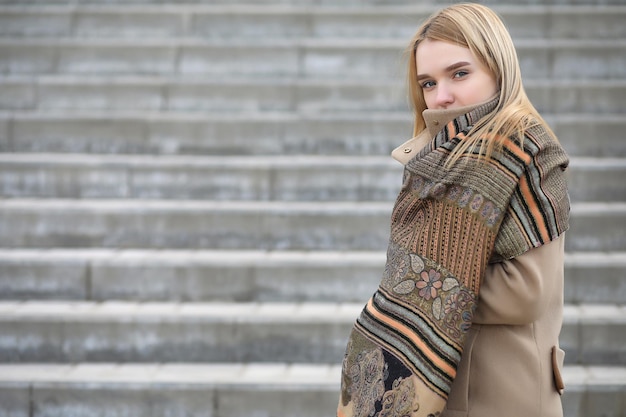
[337,99,570,417]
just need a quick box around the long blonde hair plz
[407,3,556,164]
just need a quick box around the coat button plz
[433,120,440,126]
[403,148,412,153]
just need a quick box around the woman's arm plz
[473,235,565,325]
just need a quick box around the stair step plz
[1,0,625,6]
[0,200,623,251]
[0,363,341,417]
[1,5,625,40]
[0,249,624,304]
[0,154,622,202]
[0,199,395,250]
[1,112,624,157]
[565,252,626,304]
[0,301,359,363]
[1,38,625,79]
[0,363,623,417]
[2,77,625,114]
[0,154,403,201]
[0,301,622,364]
[567,158,626,202]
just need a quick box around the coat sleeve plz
[473,234,565,325]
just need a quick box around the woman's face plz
[415,39,498,110]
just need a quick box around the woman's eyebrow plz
[445,61,471,72]
[416,61,472,81]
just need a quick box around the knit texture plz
[337,99,570,417]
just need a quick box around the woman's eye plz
[421,80,436,89]
[453,70,469,79]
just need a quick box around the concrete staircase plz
[0,1,625,416]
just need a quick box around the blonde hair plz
[407,3,556,164]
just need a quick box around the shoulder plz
[499,121,568,168]
[523,123,570,171]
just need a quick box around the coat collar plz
[392,97,499,165]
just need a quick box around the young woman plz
[338,4,570,417]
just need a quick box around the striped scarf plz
[338,99,570,417]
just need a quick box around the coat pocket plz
[551,346,565,395]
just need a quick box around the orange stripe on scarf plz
[365,298,457,378]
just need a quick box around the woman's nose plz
[435,84,454,108]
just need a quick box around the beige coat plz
[441,236,565,417]
[392,105,566,417]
